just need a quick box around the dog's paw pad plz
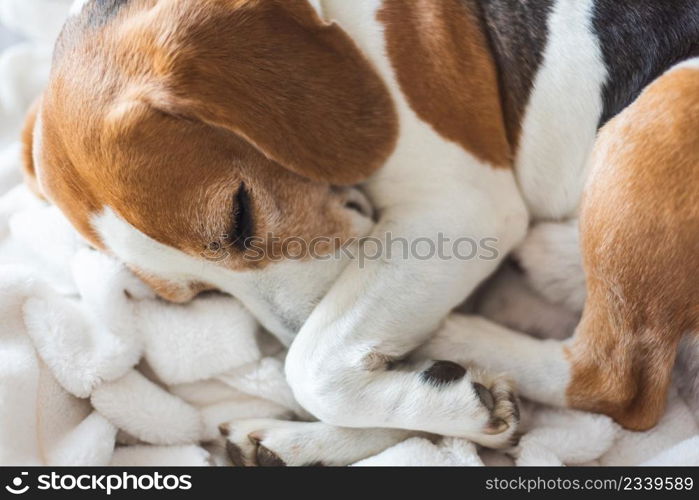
[421,360,467,386]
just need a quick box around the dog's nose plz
[343,188,375,220]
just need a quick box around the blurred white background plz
[0,0,73,189]
[0,24,22,51]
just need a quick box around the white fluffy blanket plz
[1,0,697,466]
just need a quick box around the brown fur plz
[378,0,511,167]
[24,0,698,431]
[567,67,699,430]
[131,269,215,303]
[26,0,396,298]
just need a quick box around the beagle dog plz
[23,0,699,465]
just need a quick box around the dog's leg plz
[219,419,416,467]
[286,162,529,446]
[561,60,699,429]
[416,315,572,407]
[422,60,699,430]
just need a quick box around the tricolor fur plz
[21,0,699,464]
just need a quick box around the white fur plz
[673,57,699,72]
[45,0,699,455]
[515,0,607,219]
[89,0,529,443]
[91,207,364,346]
[417,315,571,406]
[1,192,697,466]
[5,0,699,468]
[221,418,413,466]
[283,0,528,442]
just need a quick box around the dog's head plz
[23,0,397,340]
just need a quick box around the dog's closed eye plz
[229,183,255,251]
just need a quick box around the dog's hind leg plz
[564,60,699,429]
[422,60,699,431]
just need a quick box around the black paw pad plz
[421,360,466,386]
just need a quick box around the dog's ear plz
[152,0,397,185]
[21,96,46,199]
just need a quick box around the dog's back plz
[479,0,699,219]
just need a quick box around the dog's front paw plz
[418,360,520,449]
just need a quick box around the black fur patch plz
[477,0,554,146]
[83,0,130,28]
[593,0,699,126]
[52,0,130,62]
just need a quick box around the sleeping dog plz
[22,0,699,464]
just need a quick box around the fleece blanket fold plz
[0,0,697,466]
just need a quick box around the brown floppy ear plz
[154,0,397,185]
[21,96,46,200]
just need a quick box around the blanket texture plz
[0,0,697,466]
